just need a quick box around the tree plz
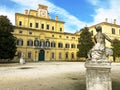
[77,27,94,58]
[0,15,17,60]
[112,39,120,61]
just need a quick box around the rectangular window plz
[52,26,54,30]
[52,35,54,37]
[46,24,49,30]
[59,35,62,38]
[30,23,32,27]
[51,42,56,47]
[18,52,21,58]
[19,31,22,34]
[91,30,93,36]
[66,53,68,59]
[71,53,74,59]
[60,28,62,32]
[72,37,75,39]
[59,52,62,59]
[29,32,32,35]
[35,23,39,28]
[51,52,54,59]
[112,28,115,34]
[41,24,44,29]
[66,36,69,38]
[19,21,22,26]
[28,52,31,59]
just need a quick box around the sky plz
[0,0,120,33]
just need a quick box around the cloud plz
[8,0,86,32]
[87,0,120,26]
[0,6,15,25]
[87,0,100,6]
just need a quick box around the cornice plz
[14,26,77,36]
[15,13,65,23]
[89,22,120,29]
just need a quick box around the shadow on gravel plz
[18,67,35,69]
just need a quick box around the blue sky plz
[0,0,120,33]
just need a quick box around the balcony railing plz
[33,46,51,49]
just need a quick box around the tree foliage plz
[112,39,120,61]
[0,15,17,60]
[77,27,94,58]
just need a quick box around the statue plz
[85,26,113,90]
[20,52,25,64]
[87,26,113,60]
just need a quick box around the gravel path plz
[0,62,120,90]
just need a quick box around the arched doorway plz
[39,49,45,61]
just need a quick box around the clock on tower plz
[37,4,48,18]
[40,10,47,17]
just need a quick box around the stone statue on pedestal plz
[87,26,113,61]
[85,26,112,90]
[20,52,25,64]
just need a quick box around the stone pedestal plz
[20,58,25,64]
[85,60,112,90]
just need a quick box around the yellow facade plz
[89,20,120,46]
[13,4,79,62]
[88,19,120,61]
[13,4,120,62]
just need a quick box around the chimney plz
[105,18,108,22]
[55,16,58,21]
[114,19,116,24]
[38,4,41,9]
[24,9,28,15]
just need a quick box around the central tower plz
[37,4,48,18]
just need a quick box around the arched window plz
[34,40,39,46]
[40,41,45,48]
[46,40,50,47]
[17,39,23,46]
[65,43,70,48]
[51,42,56,47]
[58,42,63,48]
[71,44,76,48]
[27,40,33,46]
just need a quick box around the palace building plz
[13,4,120,62]
[13,4,79,62]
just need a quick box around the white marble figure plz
[87,26,113,60]
[20,52,25,64]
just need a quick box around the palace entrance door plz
[39,50,45,61]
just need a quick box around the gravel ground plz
[0,62,120,90]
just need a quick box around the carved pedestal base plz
[85,60,112,90]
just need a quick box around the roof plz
[15,13,65,23]
[89,22,120,29]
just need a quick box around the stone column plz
[85,60,112,90]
